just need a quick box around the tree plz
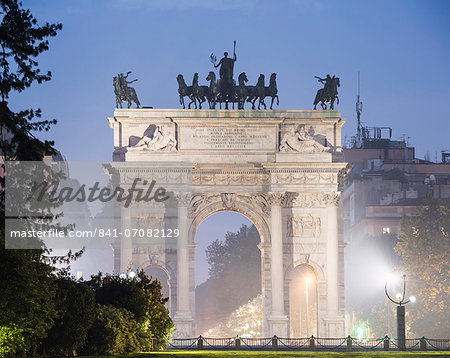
[0,1,62,354]
[42,276,96,356]
[136,270,174,350]
[0,233,56,353]
[87,271,174,350]
[82,304,151,356]
[0,0,61,164]
[395,199,450,337]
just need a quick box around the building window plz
[382,227,391,234]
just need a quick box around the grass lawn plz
[77,350,449,358]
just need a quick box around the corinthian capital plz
[268,192,284,206]
[324,192,341,206]
[281,192,298,208]
[175,192,192,206]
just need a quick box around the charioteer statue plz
[213,41,237,108]
[113,71,141,108]
[313,74,340,110]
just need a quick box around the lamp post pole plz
[384,273,415,351]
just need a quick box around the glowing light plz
[356,327,364,340]
[409,296,416,303]
[306,277,311,284]
[129,271,136,279]
[386,272,401,285]
[119,273,126,280]
[395,293,403,301]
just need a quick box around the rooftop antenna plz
[355,72,363,148]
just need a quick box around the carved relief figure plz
[280,126,329,153]
[287,214,321,237]
[132,125,177,152]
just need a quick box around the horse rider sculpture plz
[313,74,340,110]
[113,71,141,108]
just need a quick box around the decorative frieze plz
[192,172,269,186]
[271,172,337,185]
[292,192,341,207]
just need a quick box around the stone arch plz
[285,259,325,282]
[138,259,174,281]
[189,197,271,245]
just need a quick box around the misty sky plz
[11,0,450,162]
[9,0,450,281]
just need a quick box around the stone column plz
[174,193,194,337]
[268,192,288,336]
[120,207,132,273]
[325,192,344,336]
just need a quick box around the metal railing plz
[165,335,449,351]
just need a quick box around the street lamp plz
[385,273,415,351]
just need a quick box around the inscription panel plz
[179,125,277,151]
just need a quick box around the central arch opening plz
[194,211,262,336]
[288,265,318,337]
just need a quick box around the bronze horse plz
[113,76,140,108]
[206,71,219,109]
[264,73,279,110]
[192,73,208,109]
[237,72,262,109]
[177,72,277,110]
[177,74,196,109]
[248,74,266,110]
[313,76,340,110]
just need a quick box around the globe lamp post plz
[385,273,415,351]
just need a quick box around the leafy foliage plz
[0,0,61,159]
[82,304,151,356]
[42,276,96,356]
[136,270,175,350]
[0,325,25,358]
[88,273,149,322]
[395,198,450,337]
[87,271,174,350]
[0,232,57,353]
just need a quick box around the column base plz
[268,313,289,337]
[173,313,194,338]
[323,316,345,337]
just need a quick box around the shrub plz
[42,277,96,356]
[82,305,152,355]
[87,271,174,350]
[0,325,26,358]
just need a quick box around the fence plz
[165,335,449,351]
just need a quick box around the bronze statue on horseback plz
[113,71,140,108]
[313,74,340,110]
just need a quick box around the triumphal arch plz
[107,108,348,338]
